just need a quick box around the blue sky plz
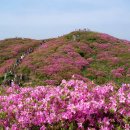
[0,0,130,40]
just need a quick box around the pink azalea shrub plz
[0,79,129,130]
[0,59,15,75]
[96,43,111,50]
[111,67,126,78]
[43,80,58,85]
[127,68,130,74]
[97,33,118,43]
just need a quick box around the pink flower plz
[40,125,46,130]
[125,124,130,130]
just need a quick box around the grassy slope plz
[12,31,130,86]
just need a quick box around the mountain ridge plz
[0,30,130,86]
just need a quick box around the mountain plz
[0,30,130,86]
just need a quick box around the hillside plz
[0,31,130,86]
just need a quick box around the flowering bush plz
[0,59,15,75]
[111,67,126,78]
[0,79,129,130]
[97,33,119,43]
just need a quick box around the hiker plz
[11,80,15,87]
[4,73,7,81]
[42,40,45,43]
[9,70,12,75]
[28,48,31,53]
[76,35,80,42]
[14,74,17,82]
[14,63,17,68]
[23,53,26,57]
[25,50,29,55]
[20,54,24,60]
[10,68,14,74]
[16,58,21,65]
[14,75,20,85]
[72,35,76,41]
[7,79,12,86]
[20,74,23,81]
[30,48,33,53]
[84,28,87,32]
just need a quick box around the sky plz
[0,0,130,40]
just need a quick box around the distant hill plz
[0,31,130,86]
